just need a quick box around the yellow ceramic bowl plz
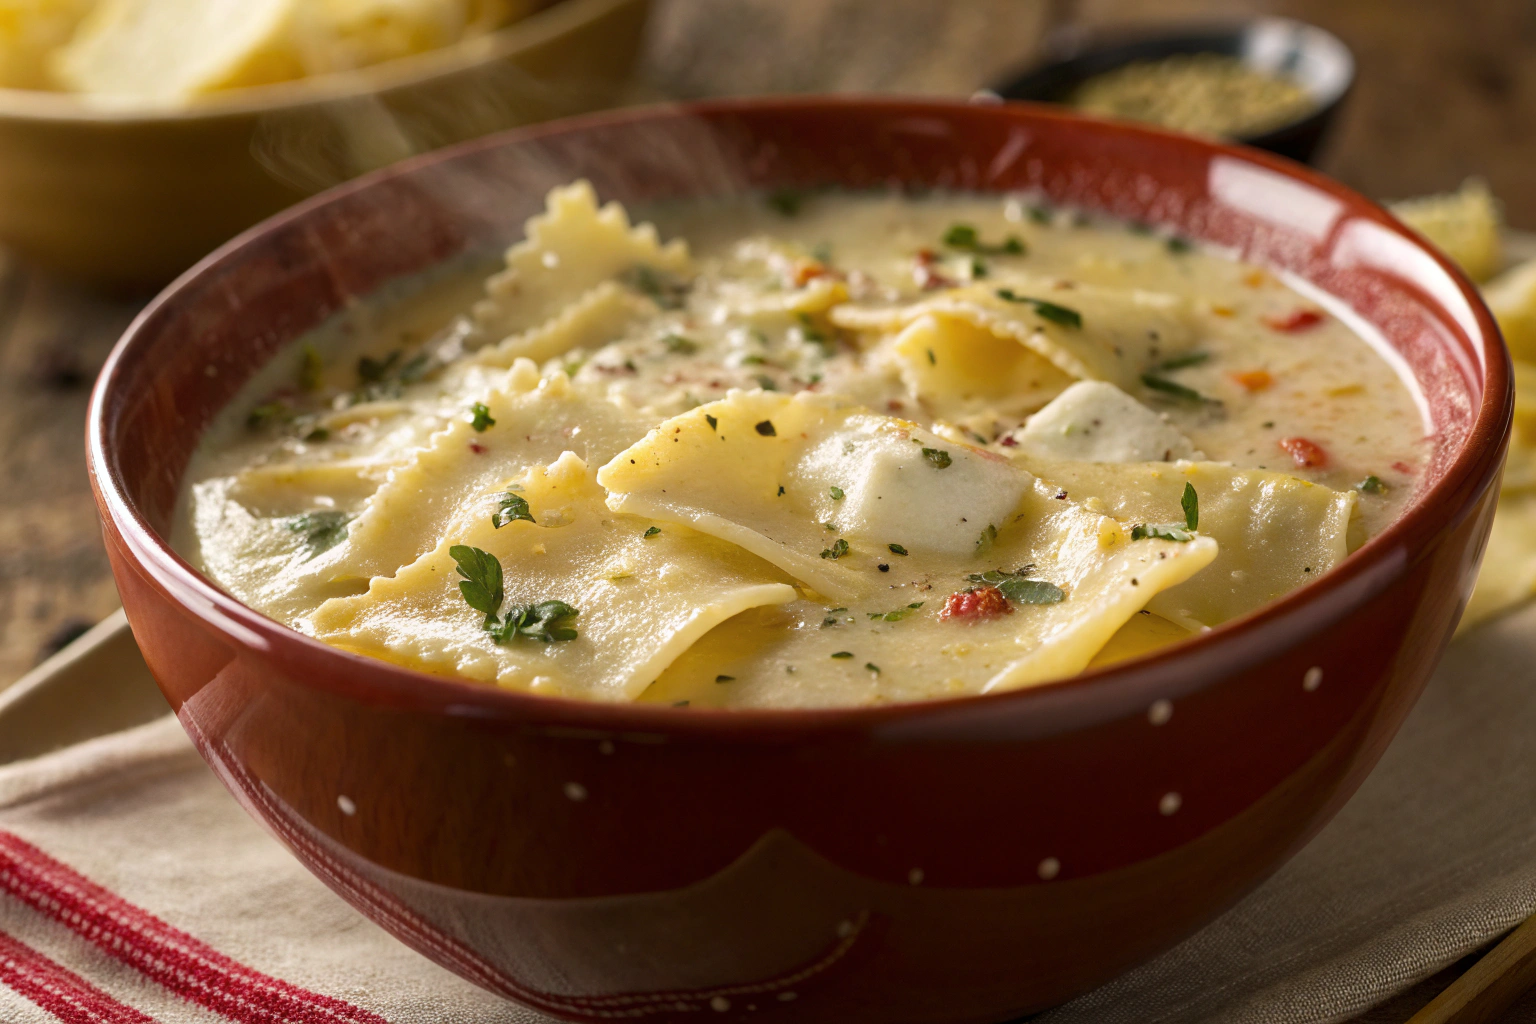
[0,0,649,289]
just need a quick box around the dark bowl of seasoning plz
[992,17,1354,165]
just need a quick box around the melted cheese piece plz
[473,181,692,342]
[832,279,1197,393]
[1018,457,1356,628]
[597,390,1035,601]
[886,314,1075,420]
[1016,381,1203,463]
[310,452,798,699]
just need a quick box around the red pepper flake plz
[1278,436,1328,469]
[999,435,1018,447]
[940,586,1013,621]
[1230,369,1274,393]
[792,262,830,287]
[1263,308,1325,333]
[915,265,956,291]
[1392,460,1414,475]
[886,399,905,412]
[915,248,938,265]
[468,442,487,454]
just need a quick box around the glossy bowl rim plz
[87,94,1513,736]
[0,0,639,125]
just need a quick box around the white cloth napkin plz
[7,604,1536,1023]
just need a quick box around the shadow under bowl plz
[88,97,1507,1023]
[993,17,1355,165]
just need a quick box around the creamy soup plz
[175,183,1429,709]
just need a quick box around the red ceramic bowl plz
[87,98,1510,1023]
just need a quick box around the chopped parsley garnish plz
[777,485,785,496]
[715,674,735,683]
[829,486,845,501]
[1166,236,1194,254]
[303,426,330,443]
[975,523,998,555]
[470,402,496,431]
[283,510,353,559]
[967,567,1065,605]
[644,526,661,538]
[1027,205,1052,224]
[705,414,718,431]
[766,188,802,217]
[1356,475,1386,494]
[994,290,1082,329]
[1141,374,1220,405]
[831,651,854,659]
[492,491,535,528]
[1131,523,1195,543]
[943,223,1026,256]
[926,348,937,365]
[450,544,578,642]
[398,351,433,384]
[1150,352,1210,372]
[865,662,881,674]
[754,374,779,392]
[971,258,989,278]
[869,602,924,622]
[357,350,401,384]
[299,344,323,392]
[888,543,909,556]
[921,447,952,469]
[1181,482,1199,530]
[755,420,777,436]
[662,333,698,354]
[246,401,291,431]
[821,538,850,560]
[623,265,689,309]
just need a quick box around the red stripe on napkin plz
[0,832,387,1024]
[0,930,154,1024]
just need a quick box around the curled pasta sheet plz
[295,362,650,598]
[885,314,1075,421]
[830,279,1198,393]
[599,390,1216,699]
[1014,381,1203,463]
[1016,456,1356,629]
[471,281,657,370]
[472,180,692,342]
[310,452,798,700]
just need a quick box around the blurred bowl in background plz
[0,0,649,290]
[993,17,1354,166]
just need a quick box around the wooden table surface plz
[2,0,1534,1019]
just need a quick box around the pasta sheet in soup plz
[175,182,1429,709]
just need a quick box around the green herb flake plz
[662,333,698,355]
[1356,475,1387,495]
[831,651,854,659]
[966,567,1065,605]
[1151,351,1211,372]
[820,538,850,560]
[1181,482,1199,531]
[624,265,689,309]
[470,402,496,432]
[303,426,330,443]
[283,510,353,560]
[715,674,736,683]
[766,188,802,217]
[489,600,581,644]
[1027,205,1052,224]
[865,662,881,674]
[888,543,909,556]
[975,523,998,556]
[357,350,401,384]
[450,544,504,625]
[829,486,845,501]
[398,351,433,385]
[994,290,1082,329]
[943,223,979,248]
[1141,374,1220,405]
[971,258,989,279]
[299,344,323,392]
[643,526,661,538]
[755,420,777,437]
[1166,236,1194,254]
[945,223,1026,256]
[926,348,937,365]
[246,401,291,431]
[1131,523,1195,543]
[869,601,925,622]
[921,448,952,469]
[705,414,718,431]
[754,374,779,392]
[492,491,535,529]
